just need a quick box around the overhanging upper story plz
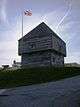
[18,22,66,57]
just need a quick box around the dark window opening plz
[53,57,55,62]
[29,44,36,49]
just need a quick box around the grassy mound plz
[0,67,80,88]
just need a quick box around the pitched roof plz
[19,22,65,44]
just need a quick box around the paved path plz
[0,76,80,107]
[0,89,6,94]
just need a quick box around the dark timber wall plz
[18,22,66,67]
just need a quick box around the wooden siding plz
[21,51,64,67]
[52,35,66,57]
[18,22,66,67]
[19,33,66,57]
[18,22,66,56]
[19,35,52,55]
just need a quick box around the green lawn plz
[0,67,80,89]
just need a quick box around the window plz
[59,45,62,51]
[29,44,36,49]
[53,57,55,62]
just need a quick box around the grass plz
[0,67,80,89]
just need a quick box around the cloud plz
[65,51,80,64]
[0,39,21,67]
[0,17,21,66]
[56,0,72,30]
[0,0,8,24]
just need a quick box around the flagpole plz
[22,11,23,37]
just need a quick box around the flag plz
[24,10,32,16]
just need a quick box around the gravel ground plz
[0,76,80,107]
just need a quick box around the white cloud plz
[0,18,21,66]
[65,51,80,64]
[0,41,21,67]
[0,0,9,24]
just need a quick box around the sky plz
[0,0,80,66]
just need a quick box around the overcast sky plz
[0,0,80,66]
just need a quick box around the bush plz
[0,67,80,88]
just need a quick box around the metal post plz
[22,11,23,38]
[21,11,24,67]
